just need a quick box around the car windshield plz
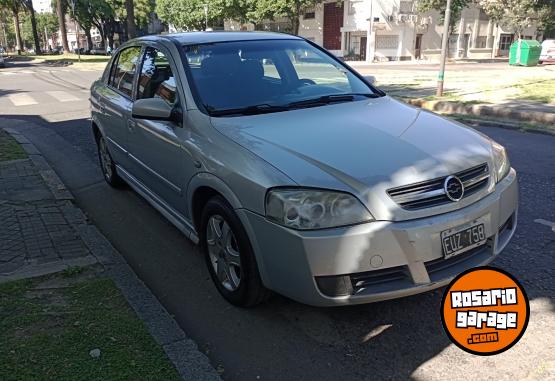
[183,39,381,116]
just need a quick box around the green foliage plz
[477,0,549,36]
[156,0,227,31]
[417,0,470,31]
[0,8,16,47]
[21,11,57,47]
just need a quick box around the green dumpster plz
[509,39,541,66]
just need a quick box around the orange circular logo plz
[441,266,529,355]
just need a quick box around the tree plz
[22,0,41,53]
[156,0,226,31]
[417,0,470,32]
[536,0,554,37]
[53,0,70,52]
[477,0,545,39]
[0,8,16,49]
[249,0,322,35]
[134,0,155,31]
[36,12,58,49]
[124,0,136,38]
[0,0,24,54]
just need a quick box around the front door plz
[323,2,344,51]
[127,45,195,216]
[360,36,367,61]
[415,34,422,59]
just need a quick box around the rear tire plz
[200,196,270,307]
[97,135,124,188]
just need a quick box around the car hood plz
[210,97,494,219]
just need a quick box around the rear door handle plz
[127,119,136,132]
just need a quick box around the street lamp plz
[69,0,81,62]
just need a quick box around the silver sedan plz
[90,32,518,307]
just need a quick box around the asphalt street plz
[1,60,554,380]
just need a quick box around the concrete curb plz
[1,126,221,381]
[406,98,555,125]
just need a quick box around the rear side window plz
[137,47,178,106]
[109,46,142,98]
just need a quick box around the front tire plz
[97,135,124,187]
[200,196,269,307]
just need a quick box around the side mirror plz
[364,75,376,85]
[132,98,178,122]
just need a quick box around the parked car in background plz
[90,47,108,55]
[539,39,555,64]
[90,32,518,307]
[0,54,5,68]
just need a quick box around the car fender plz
[186,172,271,285]
[187,172,244,214]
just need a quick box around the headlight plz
[491,141,510,182]
[265,188,374,230]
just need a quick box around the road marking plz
[534,219,555,232]
[0,71,16,75]
[8,93,38,106]
[46,90,81,102]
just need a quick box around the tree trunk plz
[56,0,70,53]
[291,3,301,35]
[125,0,137,39]
[26,1,42,54]
[12,10,22,55]
[84,28,93,50]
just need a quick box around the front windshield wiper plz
[207,103,290,117]
[287,93,382,109]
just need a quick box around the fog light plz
[315,275,353,297]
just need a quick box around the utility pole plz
[436,0,452,96]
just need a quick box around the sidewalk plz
[0,127,220,380]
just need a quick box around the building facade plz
[226,0,541,62]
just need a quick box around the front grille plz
[387,163,489,210]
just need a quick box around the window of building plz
[376,35,399,49]
[399,1,414,14]
[109,46,141,98]
[475,36,487,48]
[499,34,513,51]
[138,47,178,106]
[304,9,315,19]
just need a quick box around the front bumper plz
[238,168,518,307]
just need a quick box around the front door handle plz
[127,119,136,132]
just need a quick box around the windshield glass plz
[182,39,379,115]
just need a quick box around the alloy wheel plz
[206,215,242,291]
[99,137,113,180]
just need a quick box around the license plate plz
[441,223,486,259]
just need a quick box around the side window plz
[109,46,142,98]
[137,47,178,106]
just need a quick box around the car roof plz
[133,31,302,45]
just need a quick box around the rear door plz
[97,45,142,168]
